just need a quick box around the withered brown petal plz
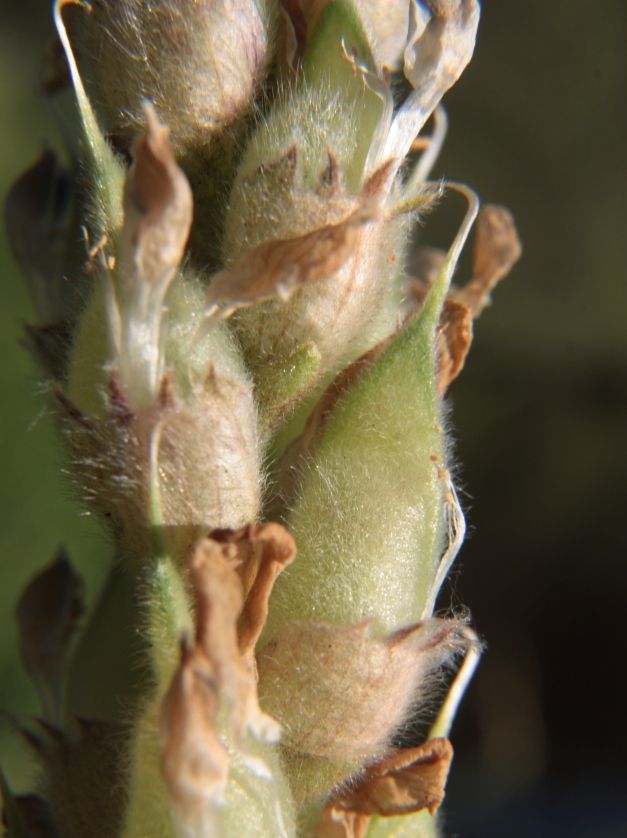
[453,204,522,317]
[352,0,412,69]
[178,528,293,747]
[209,523,297,658]
[318,808,369,838]
[318,738,453,836]
[405,206,520,396]
[204,202,380,318]
[161,639,228,818]
[122,104,192,288]
[190,537,244,698]
[345,738,453,816]
[436,298,473,396]
[15,549,84,719]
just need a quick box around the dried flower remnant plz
[204,200,381,321]
[114,104,193,406]
[405,203,522,395]
[161,638,228,836]
[318,737,453,838]
[161,526,295,833]
[453,203,522,316]
[4,1,521,836]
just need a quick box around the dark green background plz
[1,2,626,835]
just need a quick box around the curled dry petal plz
[436,298,473,396]
[403,205,522,395]
[257,619,466,763]
[437,204,521,392]
[452,204,523,317]
[318,738,453,837]
[114,104,193,405]
[161,525,295,827]
[404,1,479,97]
[208,524,298,658]
[204,201,380,320]
[352,0,411,69]
[120,105,193,292]
[161,639,227,829]
[381,0,480,166]
[189,538,245,698]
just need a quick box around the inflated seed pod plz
[263,187,479,641]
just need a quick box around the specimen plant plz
[2,1,521,836]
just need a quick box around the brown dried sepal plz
[160,524,296,820]
[204,201,380,319]
[318,738,453,838]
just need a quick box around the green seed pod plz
[263,191,478,640]
[263,295,447,637]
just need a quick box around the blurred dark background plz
[1,2,626,836]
